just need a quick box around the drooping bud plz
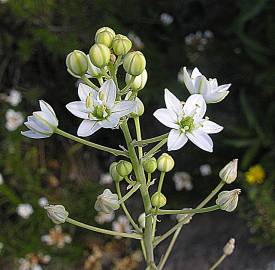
[125,69,148,91]
[112,34,132,55]
[109,162,123,183]
[94,189,120,214]
[151,192,167,208]
[176,208,193,224]
[216,189,241,212]
[219,159,238,184]
[123,51,146,76]
[89,44,111,68]
[157,153,175,172]
[131,97,144,117]
[66,50,88,77]
[142,157,157,173]
[95,27,115,48]
[138,212,146,229]
[44,205,69,224]
[116,160,133,177]
[223,238,235,256]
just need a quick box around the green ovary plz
[90,104,110,120]
[179,116,195,132]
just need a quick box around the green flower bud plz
[44,204,69,224]
[66,50,88,77]
[151,192,167,208]
[112,34,132,55]
[138,212,146,229]
[116,160,133,177]
[94,189,120,214]
[219,159,238,184]
[95,27,115,48]
[125,69,148,91]
[123,51,146,76]
[109,162,123,183]
[142,157,157,173]
[89,44,110,68]
[131,97,144,117]
[216,189,241,212]
[157,153,175,172]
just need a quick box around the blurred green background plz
[0,0,275,269]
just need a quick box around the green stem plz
[101,68,111,79]
[118,183,141,204]
[55,128,128,157]
[120,76,136,95]
[133,133,169,146]
[97,77,104,86]
[124,175,136,186]
[66,217,142,239]
[208,254,227,270]
[115,182,142,233]
[143,138,168,160]
[152,205,220,215]
[120,121,155,267]
[81,75,100,91]
[141,239,147,260]
[147,173,152,186]
[134,117,143,159]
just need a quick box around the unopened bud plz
[116,160,133,177]
[123,51,146,76]
[151,192,167,208]
[66,50,88,77]
[94,189,120,214]
[143,157,157,173]
[89,44,110,68]
[87,54,102,78]
[216,189,241,212]
[223,238,235,255]
[44,205,68,224]
[95,27,115,48]
[219,159,238,184]
[176,208,193,224]
[157,153,175,172]
[125,69,148,91]
[138,212,146,228]
[112,34,132,55]
[109,162,123,183]
[131,97,144,117]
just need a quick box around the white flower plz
[154,89,223,152]
[5,109,24,131]
[160,13,174,25]
[173,172,193,191]
[38,197,48,207]
[199,164,212,176]
[41,225,71,248]
[6,89,22,106]
[66,80,136,137]
[17,203,33,219]
[95,211,114,224]
[21,100,58,139]
[127,32,144,50]
[182,67,231,103]
[112,215,132,236]
[0,173,4,185]
[99,173,113,185]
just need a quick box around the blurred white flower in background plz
[18,253,51,270]
[173,172,193,191]
[99,173,113,185]
[6,89,22,106]
[160,13,174,26]
[5,109,24,131]
[0,0,8,4]
[0,242,3,254]
[38,197,48,207]
[16,203,33,219]
[112,215,132,236]
[185,30,214,51]
[95,211,114,224]
[127,32,144,50]
[200,164,212,176]
[41,225,71,248]
[0,173,4,185]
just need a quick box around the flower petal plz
[99,80,116,107]
[201,120,223,134]
[33,111,58,127]
[191,67,202,79]
[78,83,97,101]
[193,75,208,95]
[21,130,49,139]
[167,129,188,151]
[164,89,182,114]
[66,101,89,119]
[184,94,206,119]
[183,67,195,94]
[77,120,101,137]
[25,116,52,134]
[39,100,56,117]
[186,129,213,152]
[205,91,229,104]
[153,108,179,129]
[111,101,136,118]
[99,115,120,128]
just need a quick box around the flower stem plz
[66,217,142,239]
[118,183,141,204]
[152,205,220,215]
[208,254,227,270]
[133,133,169,146]
[143,138,168,160]
[120,76,136,95]
[147,173,152,186]
[81,75,100,91]
[55,128,128,157]
[134,117,143,159]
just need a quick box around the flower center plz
[90,104,110,120]
[179,116,195,132]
